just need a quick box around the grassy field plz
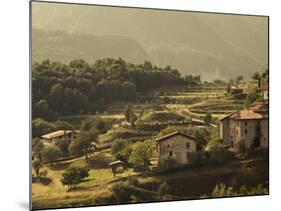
[32,149,138,209]
[167,98,244,120]
[32,154,268,209]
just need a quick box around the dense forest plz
[32,58,201,120]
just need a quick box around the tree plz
[158,182,171,197]
[206,141,227,164]
[49,83,64,112]
[80,119,93,131]
[53,120,74,131]
[41,145,62,164]
[61,167,90,190]
[244,92,260,108]
[56,138,71,156]
[32,159,42,179]
[111,182,134,203]
[236,138,246,155]
[124,105,137,125]
[32,138,44,161]
[32,118,54,138]
[252,72,261,88]
[34,99,49,118]
[226,84,231,93]
[129,140,156,168]
[111,139,132,162]
[204,113,212,125]
[235,76,243,84]
[68,130,98,159]
[121,81,136,101]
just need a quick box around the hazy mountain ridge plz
[32,3,268,80]
[32,28,149,64]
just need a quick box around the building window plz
[169,151,173,156]
[245,129,248,135]
[167,144,170,148]
[186,142,190,149]
[244,121,247,126]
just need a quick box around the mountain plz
[31,2,268,80]
[32,28,149,64]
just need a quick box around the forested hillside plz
[32,58,201,120]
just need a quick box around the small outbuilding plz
[41,130,79,143]
[108,160,126,176]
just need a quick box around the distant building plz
[261,83,269,100]
[220,101,268,149]
[238,80,259,93]
[41,130,79,143]
[156,131,197,166]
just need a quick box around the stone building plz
[41,130,79,143]
[156,131,197,166]
[220,101,268,149]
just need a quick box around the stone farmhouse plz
[41,130,79,143]
[156,131,197,166]
[220,101,268,150]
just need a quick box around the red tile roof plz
[220,101,268,121]
[261,83,269,91]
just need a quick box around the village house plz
[156,131,197,166]
[261,83,269,100]
[41,130,79,143]
[220,101,268,150]
[238,80,259,94]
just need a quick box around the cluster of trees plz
[111,139,156,169]
[110,177,172,203]
[32,118,112,167]
[33,58,201,120]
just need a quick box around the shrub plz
[204,112,212,125]
[212,183,235,197]
[129,140,156,168]
[32,159,42,178]
[159,157,177,170]
[236,138,247,155]
[158,182,171,197]
[61,167,90,190]
[111,182,135,203]
[111,139,132,162]
[39,169,48,178]
[127,176,139,186]
[41,145,62,164]
[115,166,124,175]
[206,142,228,164]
